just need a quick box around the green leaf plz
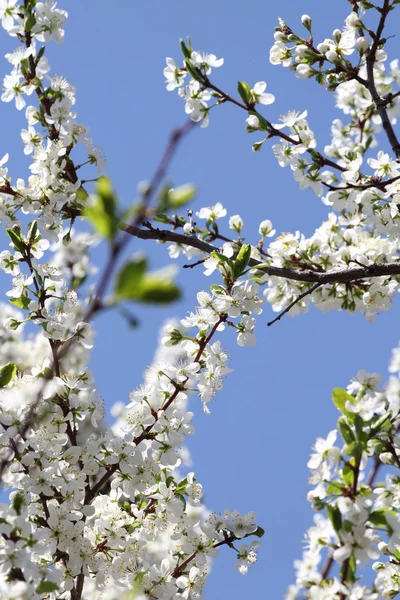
[250,261,269,271]
[6,226,25,252]
[337,417,355,445]
[185,59,203,82]
[180,38,191,60]
[9,295,31,310]
[25,11,36,32]
[327,504,342,533]
[84,177,119,239]
[234,243,252,279]
[332,388,355,418]
[346,552,357,583]
[115,260,181,305]
[76,185,89,202]
[0,363,17,388]
[252,525,265,538]
[368,508,389,527]
[237,81,252,105]
[36,580,59,593]
[175,476,189,494]
[131,571,145,598]
[326,481,346,496]
[370,412,392,435]
[342,464,354,486]
[11,491,24,516]
[133,276,181,304]
[354,414,364,441]
[344,440,364,459]
[115,256,148,301]
[154,213,172,224]
[168,184,196,208]
[27,220,38,243]
[157,183,196,212]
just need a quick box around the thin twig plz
[267,283,322,326]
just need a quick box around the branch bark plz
[123,224,400,285]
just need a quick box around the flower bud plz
[296,64,314,78]
[246,115,260,131]
[259,219,275,238]
[183,222,193,234]
[317,42,330,54]
[4,318,21,331]
[333,29,341,43]
[355,36,369,54]
[274,31,285,42]
[326,50,340,63]
[229,215,243,233]
[301,14,312,32]
[379,451,393,464]
[346,12,361,28]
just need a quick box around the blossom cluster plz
[0,2,263,599]
[286,346,400,599]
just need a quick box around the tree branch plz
[366,0,400,159]
[267,283,322,326]
[123,224,400,285]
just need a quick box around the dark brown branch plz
[201,75,346,173]
[267,283,322,326]
[123,224,400,285]
[366,0,400,158]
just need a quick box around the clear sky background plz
[1,1,400,598]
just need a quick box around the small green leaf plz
[327,504,342,532]
[332,388,355,418]
[134,277,181,304]
[344,440,364,459]
[346,552,357,583]
[180,38,191,59]
[154,213,172,224]
[9,295,31,310]
[234,243,252,278]
[6,226,25,252]
[185,59,203,82]
[11,491,24,516]
[342,464,354,486]
[354,414,364,441]
[237,81,252,105]
[0,363,17,388]
[37,580,59,593]
[252,525,265,538]
[115,260,181,305]
[131,571,145,598]
[168,184,196,208]
[368,508,389,527]
[115,256,147,301]
[76,185,89,202]
[337,417,355,445]
[370,412,392,435]
[84,177,119,240]
[25,11,36,32]
[27,220,38,243]
[175,476,189,494]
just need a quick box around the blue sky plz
[1,1,400,598]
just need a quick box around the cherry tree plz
[0,0,400,599]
